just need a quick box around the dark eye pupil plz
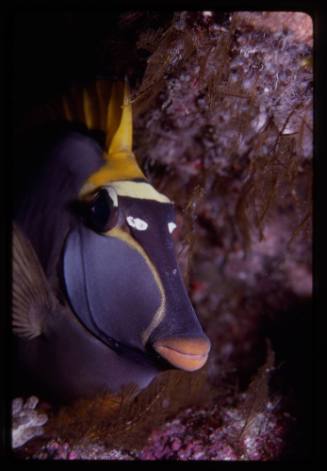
[88,189,112,231]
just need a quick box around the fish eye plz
[85,187,119,233]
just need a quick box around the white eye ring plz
[126,216,148,231]
[168,222,177,234]
[105,186,118,207]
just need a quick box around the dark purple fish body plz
[12,84,210,403]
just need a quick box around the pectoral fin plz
[12,223,57,340]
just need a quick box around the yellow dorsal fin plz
[106,79,132,155]
[83,87,95,129]
[95,80,112,130]
[80,79,145,192]
[58,79,144,193]
[106,81,123,150]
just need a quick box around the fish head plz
[63,179,210,372]
[60,80,210,372]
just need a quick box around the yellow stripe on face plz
[106,227,166,345]
[110,181,171,203]
[80,177,171,204]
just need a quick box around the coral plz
[12,396,48,449]
[132,11,312,256]
[14,346,292,461]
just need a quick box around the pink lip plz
[153,337,210,371]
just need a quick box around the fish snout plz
[153,336,211,371]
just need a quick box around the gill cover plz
[63,224,162,351]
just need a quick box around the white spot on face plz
[168,222,177,234]
[126,216,148,231]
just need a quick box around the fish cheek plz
[63,226,162,349]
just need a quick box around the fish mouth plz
[153,337,211,371]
